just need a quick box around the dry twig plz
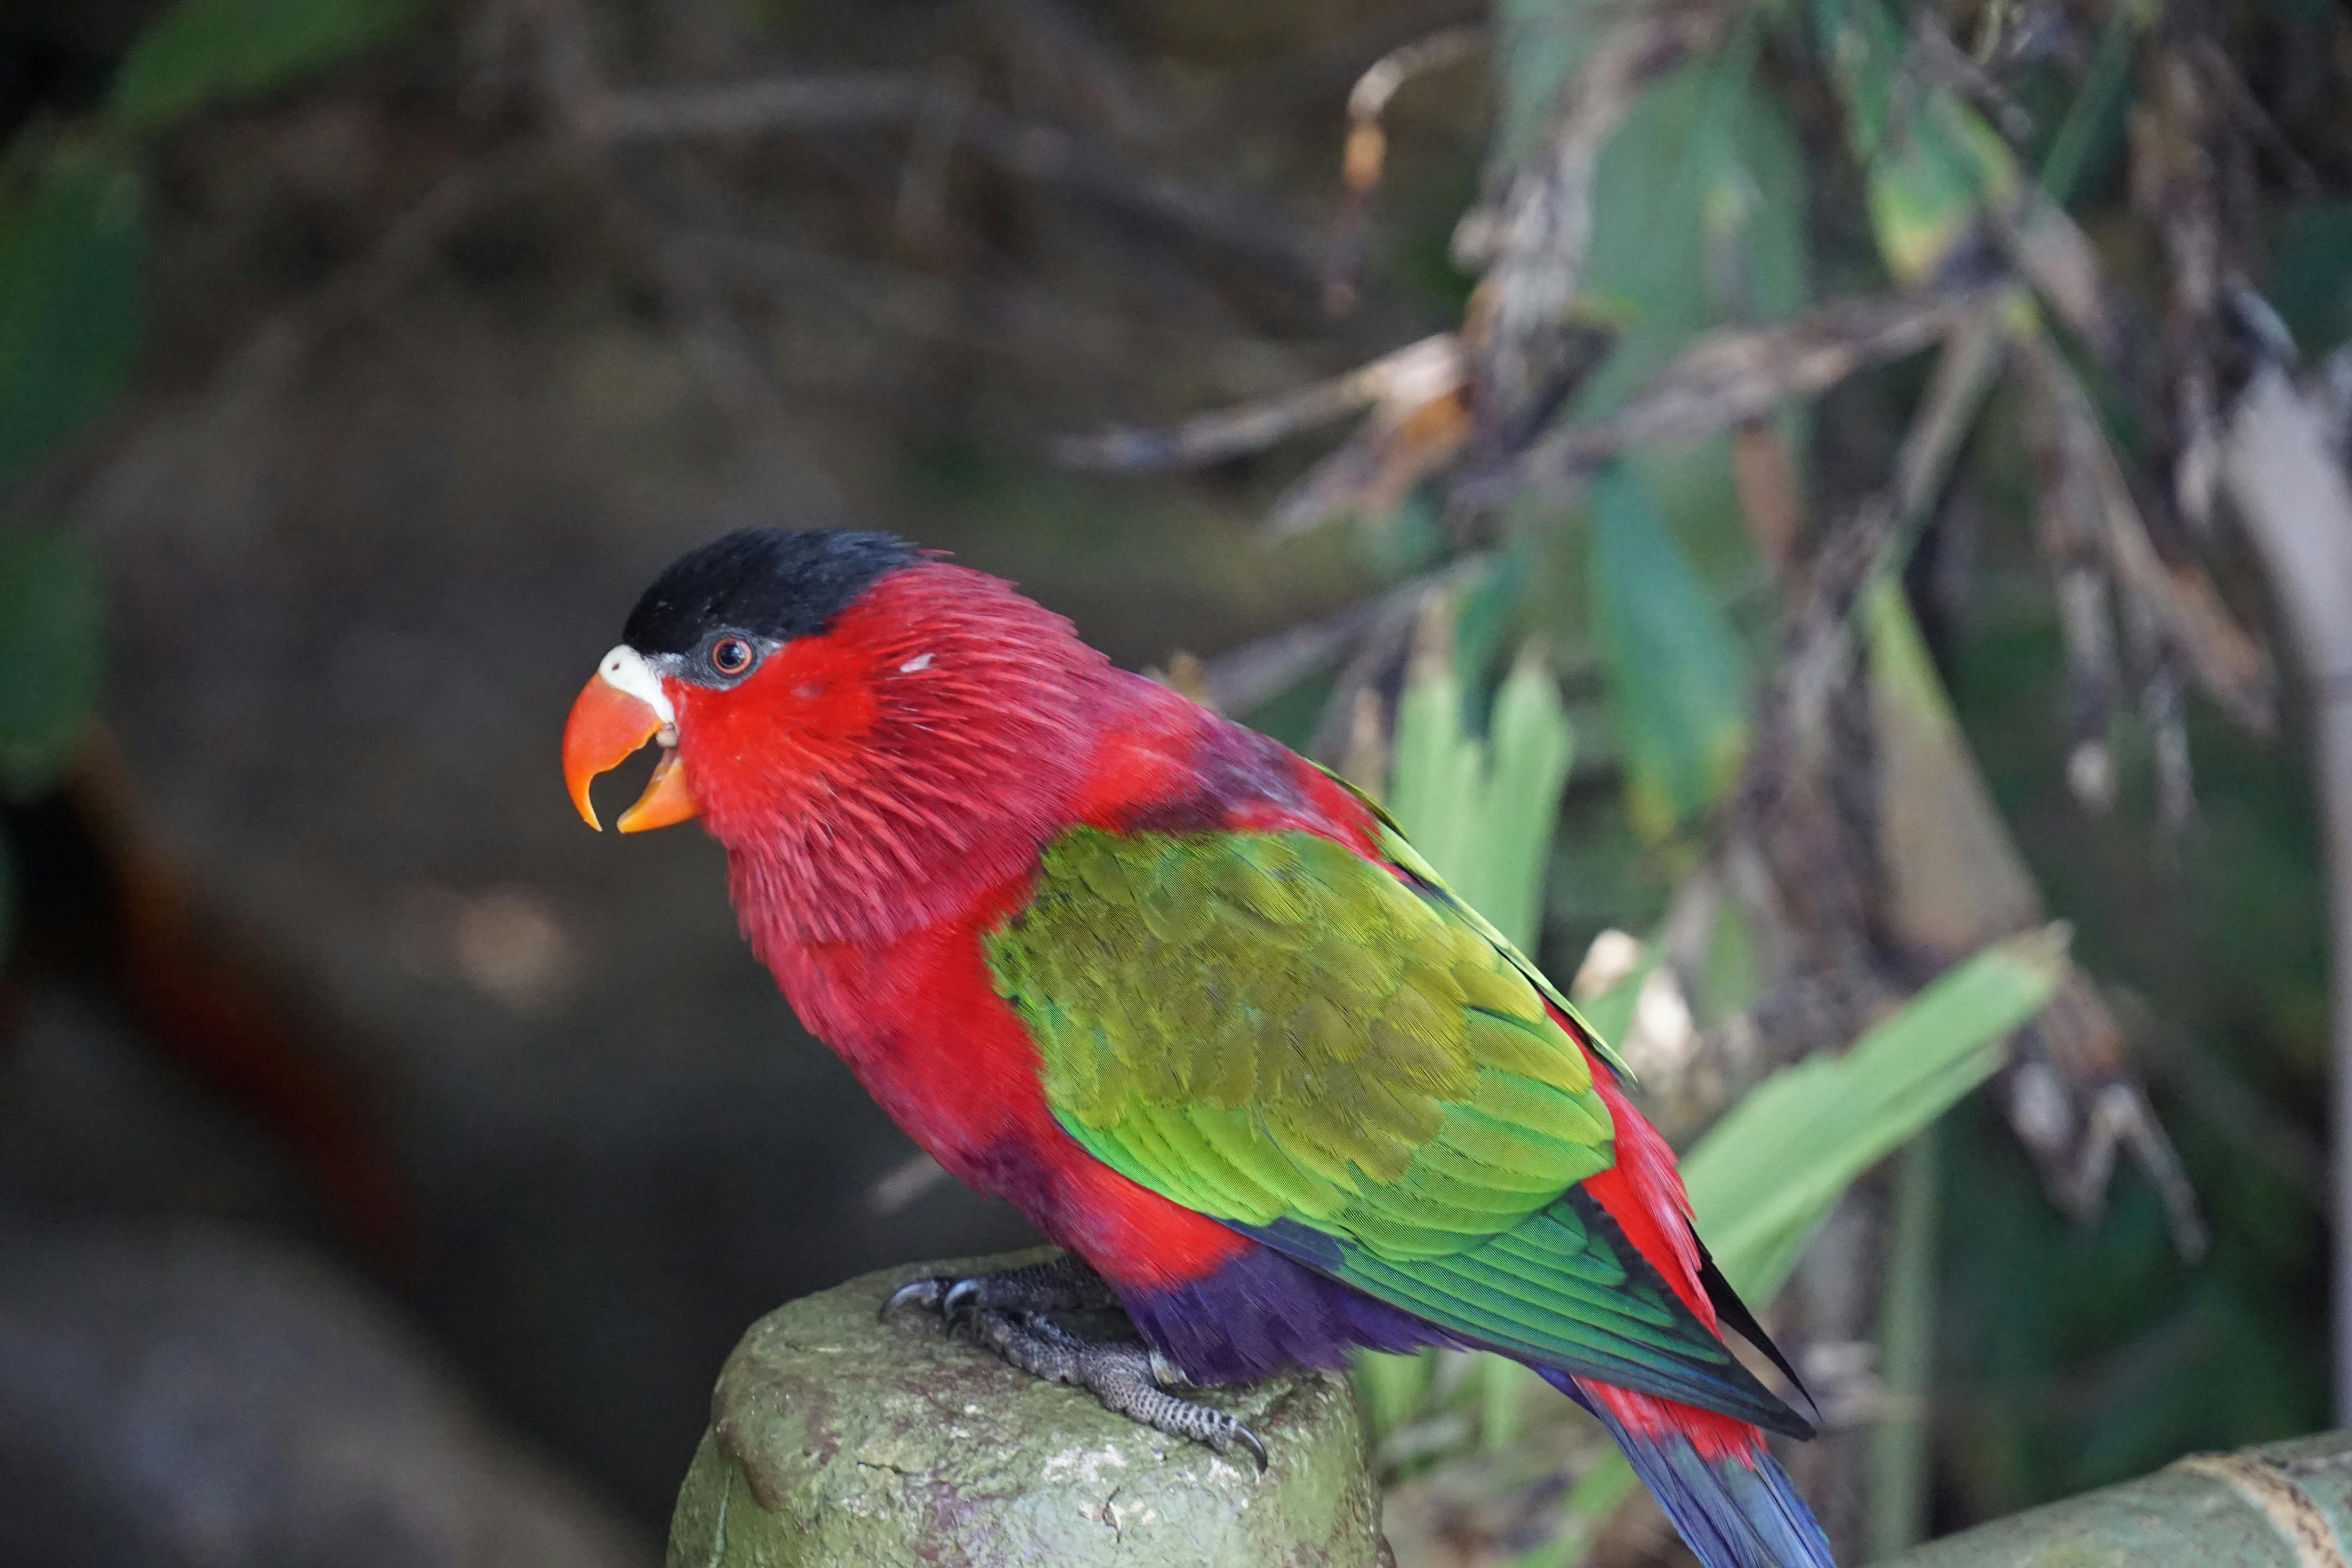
[1323,23,1486,314]
[1472,287,1985,508]
[2221,361,2352,1421]
[1056,334,1465,471]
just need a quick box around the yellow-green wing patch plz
[984,826,1615,1257]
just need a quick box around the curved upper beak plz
[562,650,699,833]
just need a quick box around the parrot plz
[561,528,1833,1568]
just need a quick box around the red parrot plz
[562,529,1831,1568]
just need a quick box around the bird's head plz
[562,527,1109,944]
[561,528,920,834]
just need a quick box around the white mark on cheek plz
[898,653,935,674]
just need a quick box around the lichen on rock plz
[665,1250,1383,1567]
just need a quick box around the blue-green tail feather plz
[1542,1368,1836,1568]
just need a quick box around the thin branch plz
[1056,333,1464,471]
[1465,287,1982,506]
[2021,334,2274,733]
[1197,553,1494,717]
[2221,362,2352,1423]
[586,74,1323,287]
[1324,23,1486,313]
[1469,0,1731,414]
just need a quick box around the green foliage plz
[1389,642,1575,952]
[2269,200,2352,356]
[1348,639,2063,1487]
[0,0,417,965]
[1588,464,1750,840]
[1577,39,1809,405]
[0,146,145,488]
[1550,928,2067,1530]
[107,0,417,134]
[1810,0,2019,283]
[0,531,105,792]
[1683,926,2071,1301]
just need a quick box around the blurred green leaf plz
[0,145,145,487]
[108,0,416,133]
[1685,924,2071,1301]
[1353,1347,1438,1452]
[2268,200,2352,356]
[1811,0,2016,283]
[1492,0,1608,162]
[1588,464,1749,839]
[2036,5,2137,206]
[1579,42,1809,407]
[1510,1455,1639,1568]
[1554,931,2064,1538]
[1389,635,1575,951]
[0,531,105,790]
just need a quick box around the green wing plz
[984,824,1798,1426]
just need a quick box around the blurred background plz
[0,0,2343,1563]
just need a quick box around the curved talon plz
[942,1276,983,1327]
[1224,1422,1270,1474]
[881,1276,949,1321]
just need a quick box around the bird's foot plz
[882,1258,1266,1472]
[957,1307,1269,1473]
[880,1251,1120,1325]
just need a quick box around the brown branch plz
[585,74,1322,287]
[1468,0,1732,415]
[1195,554,1494,718]
[1463,288,1982,507]
[1323,23,1486,314]
[2020,334,2274,734]
[1056,333,1464,471]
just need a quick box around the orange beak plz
[562,672,700,832]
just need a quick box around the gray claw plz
[880,1276,949,1321]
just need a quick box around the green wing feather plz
[984,822,1800,1426]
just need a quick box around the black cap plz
[623,529,918,655]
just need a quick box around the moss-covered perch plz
[665,1250,1384,1567]
[1880,1430,2352,1567]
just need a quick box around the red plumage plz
[570,539,1829,1567]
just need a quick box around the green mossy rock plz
[665,1251,1383,1568]
[1883,1430,2352,1567]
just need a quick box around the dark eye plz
[709,637,754,676]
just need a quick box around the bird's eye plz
[710,637,755,676]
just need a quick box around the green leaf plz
[1809,0,2018,283]
[1588,463,1749,839]
[0,531,106,790]
[2268,199,2352,357]
[1352,1348,1438,1451]
[0,145,145,488]
[108,0,416,133]
[1578,42,1810,410]
[1684,924,2072,1302]
[1388,632,1575,953]
[1555,931,2064,1538]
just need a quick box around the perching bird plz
[562,529,1832,1568]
